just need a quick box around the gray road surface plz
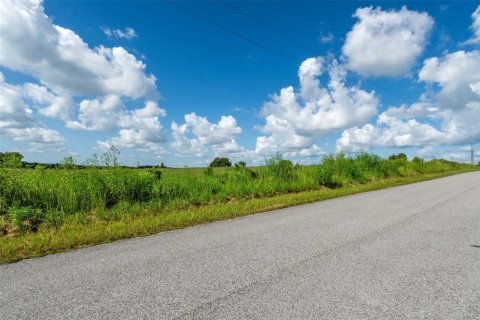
[1,172,479,319]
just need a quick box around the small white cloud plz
[318,32,334,44]
[342,6,434,77]
[101,27,138,40]
[463,5,480,45]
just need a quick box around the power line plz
[218,0,413,105]
[165,0,296,63]
[168,0,412,106]
[219,0,319,56]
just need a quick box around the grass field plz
[0,152,477,263]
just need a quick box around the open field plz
[0,153,478,263]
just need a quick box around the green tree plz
[60,156,76,169]
[388,153,408,161]
[100,145,120,166]
[209,157,232,167]
[0,152,24,168]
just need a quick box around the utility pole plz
[471,142,475,165]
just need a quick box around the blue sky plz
[1,1,479,166]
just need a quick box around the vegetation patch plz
[0,151,477,263]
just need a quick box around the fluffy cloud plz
[0,0,167,155]
[338,49,480,152]
[337,108,445,152]
[96,101,167,155]
[419,50,480,110]
[464,5,480,45]
[0,73,64,151]
[342,6,433,77]
[22,83,75,121]
[256,57,378,156]
[67,95,124,131]
[101,27,138,40]
[0,0,157,100]
[171,113,244,157]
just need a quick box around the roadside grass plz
[0,168,476,264]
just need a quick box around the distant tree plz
[209,157,232,167]
[0,152,24,168]
[412,156,423,164]
[60,156,76,169]
[101,145,120,166]
[84,153,100,167]
[388,153,408,161]
[160,162,166,168]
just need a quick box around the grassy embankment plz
[0,153,477,263]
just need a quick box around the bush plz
[209,157,232,167]
[7,207,44,233]
[388,153,407,161]
[315,155,337,187]
[266,153,295,181]
[315,153,367,188]
[234,161,246,169]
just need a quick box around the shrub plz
[266,153,295,181]
[209,157,232,167]
[388,153,408,161]
[60,156,76,169]
[315,155,336,187]
[234,161,247,169]
[7,207,44,233]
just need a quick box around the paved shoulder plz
[1,172,479,319]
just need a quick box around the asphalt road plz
[1,172,479,319]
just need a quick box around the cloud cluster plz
[342,6,433,77]
[0,0,157,101]
[338,49,480,152]
[0,73,64,152]
[171,113,244,157]
[255,57,378,157]
[0,0,163,154]
[101,27,138,40]
[95,101,168,156]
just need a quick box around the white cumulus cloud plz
[342,6,433,77]
[96,101,168,156]
[256,57,378,156]
[338,48,480,152]
[171,113,244,157]
[0,73,64,151]
[0,0,167,155]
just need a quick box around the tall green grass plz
[0,153,476,235]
